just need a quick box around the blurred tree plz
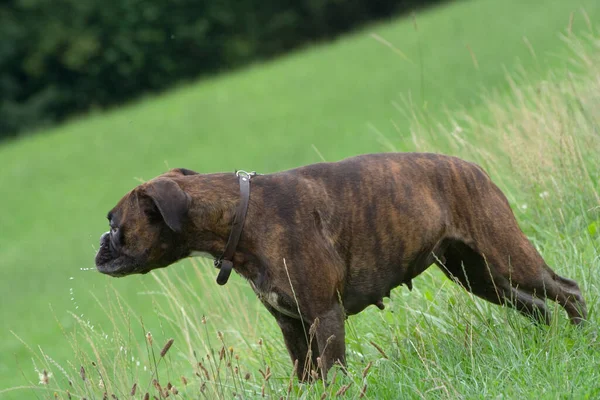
[0,0,445,139]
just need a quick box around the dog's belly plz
[342,245,444,315]
[342,271,407,315]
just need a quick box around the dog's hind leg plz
[438,239,587,325]
[474,228,586,325]
[513,266,587,325]
[436,240,552,324]
[550,274,587,324]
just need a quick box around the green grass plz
[1,0,600,397]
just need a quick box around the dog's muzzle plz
[99,232,110,247]
[95,232,121,275]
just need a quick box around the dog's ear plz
[144,179,191,232]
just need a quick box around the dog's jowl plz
[95,153,587,381]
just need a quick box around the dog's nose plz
[100,232,109,246]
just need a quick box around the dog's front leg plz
[313,302,346,380]
[263,303,319,381]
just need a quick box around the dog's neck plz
[183,173,259,277]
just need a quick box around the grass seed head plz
[326,334,335,345]
[146,332,153,346]
[160,338,174,357]
[79,366,86,381]
[198,362,210,379]
[310,370,319,381]
[369,340,389,359]
[335,382,353,397]
[130,383,137,395]
[39,369,51,385]
[359,383,368,398]
[309,318,319,337]
[362,361,373,378]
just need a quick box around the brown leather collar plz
[214,170,256,285]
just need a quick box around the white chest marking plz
[249,282,300,319]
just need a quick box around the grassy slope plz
[1,0,599,394]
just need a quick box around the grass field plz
[1,0,600,398]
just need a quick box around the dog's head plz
[95,168,197,277]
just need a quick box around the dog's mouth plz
[95,232,149,277]
[96,256,151,277]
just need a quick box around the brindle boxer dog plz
[95,153,587,381]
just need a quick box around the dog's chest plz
[249,282,300,319]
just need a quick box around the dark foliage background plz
[0,0,445,139]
